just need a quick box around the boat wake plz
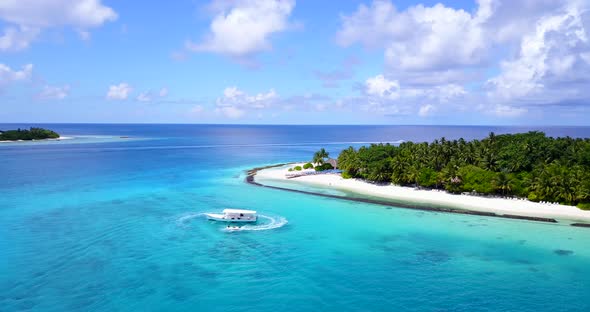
[174,212,287,232]
[224,215,288,232]
[175,212,205,227]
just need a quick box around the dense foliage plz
[311,148,335,171]
[303,163,314,169]
[337,132,590,208]
[314,163,334,171]
[313,148,329,165]
[0,127,60,141]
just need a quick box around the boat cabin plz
[223,209,257,221]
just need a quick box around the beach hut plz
[327,158,338,169]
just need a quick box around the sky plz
[0,0,589,125]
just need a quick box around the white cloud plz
[136,87,169,102]
[186,0,295,57]
[418,104,435,117]
[0,0,117,51]
[0,26,40,52]
[37,84,70,100]
[215,86,277,118]
[365,74,400,99]
[486,2,590,105]
[107,83,132,100]
[336,0,590,119]
[337,0,493,71]
[136,92,151,102]
[0,63,33,87]
[360,74,466,116]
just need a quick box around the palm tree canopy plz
[329,132,590,206]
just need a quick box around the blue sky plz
[1,0,589,125]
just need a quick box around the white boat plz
[205,209,257,223]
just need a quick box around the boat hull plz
[205,213,257,223]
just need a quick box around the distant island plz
[252,131,590,224]
[334,132,590,209]
[0,127,60,141]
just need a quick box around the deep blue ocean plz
[1,124,590,312]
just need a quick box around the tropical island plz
[252,132,590,224]
[0,127,60,141]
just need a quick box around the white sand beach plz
[0,136,74,143]
[256,163,590,223]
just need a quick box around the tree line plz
[0,127,60,141]
[336,132,590,209]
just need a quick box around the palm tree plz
[390,155,405,184]
[313,148,329,165]
[406,165,420,186]
[494,170,513,196]
[338,147,359,176]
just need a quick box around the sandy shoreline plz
[255,163,590,224]
[0,136,74,143]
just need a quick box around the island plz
[0,127,60,141]
[250,132,590,224]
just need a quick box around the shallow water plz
[1,124,590,311]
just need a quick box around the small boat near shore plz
[206,209,257,223]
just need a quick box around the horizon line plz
[1,122,590,128]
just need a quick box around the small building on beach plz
[327,158,338,169]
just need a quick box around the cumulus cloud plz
[365,74,400,99]
[0,26,40,52]
[186,0,295,58]
[336,0,590,118]
[335,0,486,117]
[215,86,277,118]
[0,0,117,51]
[107,83,132,100]
[418,104,435,117]
[359,74,466,116]
[37,84,70,100]
[337,0,493,71]
[0,63,33,88]
[486,1,590,106]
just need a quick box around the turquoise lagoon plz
[1,124,589,311]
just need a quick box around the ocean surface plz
[1,124,590,312]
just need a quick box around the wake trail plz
[174,212,287,232]
[225,215,288,232]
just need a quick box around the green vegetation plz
[311,148,335,171]
[313,148,329,165]
[294,165,302,171]
[341,171,353,179]
[0,127,60,141]
[314,163,334,171]
[303,162,314,169]
[337,132,590,207]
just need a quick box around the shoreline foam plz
[251,163,590,224]
[0,136,74,143]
